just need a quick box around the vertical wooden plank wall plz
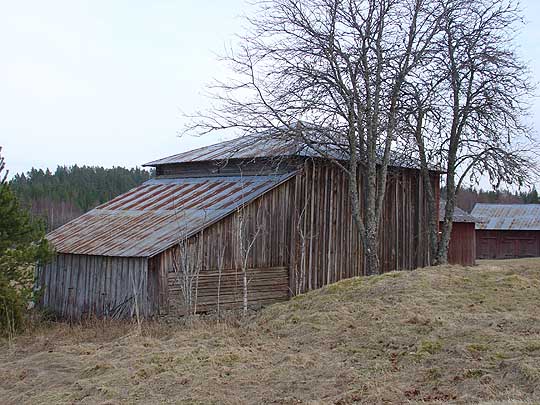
[289,161,436,295]
[36,254,150,319]
[158,160,438,314]
[379,168,431,272]
[289,160,361,294]
[446,222,476,265]
[152,178,294,315]
[476,230,540,260]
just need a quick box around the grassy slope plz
[1,259,540,404]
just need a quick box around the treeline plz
[10,166,152,231]
[454,187,540,213]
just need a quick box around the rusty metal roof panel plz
[471,203,540,230]
[143,136,305,166]
[46,173,296,257]
[439,200,478,223]
[143,133,436,171]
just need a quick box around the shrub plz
[0,274,25,335]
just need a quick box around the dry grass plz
[1,258,540,404]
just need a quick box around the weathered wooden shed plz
[472,203,540,259]
[37,135,440,319]
[439,200,477,266]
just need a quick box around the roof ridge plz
[143,128,439,171]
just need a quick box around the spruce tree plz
[0,149,51,334]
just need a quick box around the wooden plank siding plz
[444,222,476,266]
[38,158,439,319]
[149,177,295,315]
[36,254,150,319]
[288,161,436,295]
[476,230,540,259]
[167,267,289,315]
[155,159,438,315]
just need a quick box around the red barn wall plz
[476,230,540,259]
[441,221,476,266]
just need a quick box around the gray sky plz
[1,0,539,183]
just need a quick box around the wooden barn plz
[472,203,540,259]
[36,135,440,319]
[439,200,477,266]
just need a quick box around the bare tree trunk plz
[435,4,462,265]
[437,161,457,265]
[216,246,225,318]
[172,235,202,317]
[234,194,262,316]
[413,109,439,264]
[242,269,248,315]
[422,175,439,265]
[295,195,309,295]
[364,232,380,276]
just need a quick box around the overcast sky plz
[1,0,539,185]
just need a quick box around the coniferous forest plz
[451,187,540,212]
[10,166,152,231]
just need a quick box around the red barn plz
[472,203,540,259]
[439,200,477,266]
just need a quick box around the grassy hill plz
[1,259,540,404]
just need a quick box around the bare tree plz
[398,81,441,263]
[172,233,204,316]
[400,0,536,264]
[294,196,311,295]
[234,199,264,316]
[189,0,442,275]
[171,196,206,317]
[215,245,226,318]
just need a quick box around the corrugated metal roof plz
[471,203,540,230]
[143,131,439,171]
[439,200,478,223]
[144,136,304,166]
[46,173,295,257]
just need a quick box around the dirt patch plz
[1,258,540,404]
